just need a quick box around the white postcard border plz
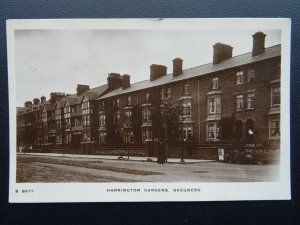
[7,18,291,202]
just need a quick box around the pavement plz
[17,152,215,164]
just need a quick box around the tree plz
[151,97,183,157]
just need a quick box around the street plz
[17,154,279,183]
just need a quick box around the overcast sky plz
[15,29,280,106]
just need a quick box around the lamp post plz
[179,115,185,163]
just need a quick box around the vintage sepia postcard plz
[7,18,291,202]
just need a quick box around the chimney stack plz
[50,92,66,104]
[33,98,40,105]
[213,43,233,65]
[76,84,90,96]
[41,96,46,103]
[252,31,266,56]
[24,101,32,108]
[122,74,130,89]
[150,64,167,81]
[173,58,183,77]
[107,73,123,90]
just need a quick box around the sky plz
[15,29,281,107]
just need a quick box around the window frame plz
[271,86,280,106]
[246,92,255,110]
[206,123,221,141]
[208,95,221,115]
[246,69,255,82]
[212,77,219,90]
[236,94,244,111]
[269,118,280,139]
[236,71,244,85]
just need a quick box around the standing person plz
[157,138,165,164]
[248,129,254,143]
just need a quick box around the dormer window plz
[212,77,219,89]
[236,71,244,85]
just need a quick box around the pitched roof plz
[55,84,109,107]
[84,84,108,101]
[17,107,25,114]
[98,44,281,100]
[66,95,82,106]
[56,96,67,108]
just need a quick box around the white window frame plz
[236,71,244,85]
[56,134,62,144]
[124,130,134,144]
[247,69,255,82]
[208,95,221,115]
[183,102,191,116]
[212,77,219,89]
[207,123,220,141]
[128,96,132,106]
[142,128,152,143]
[269,118,280,139]
[99,114,106,126]
[271,86,280,106]
[125,110,132,122]
[182,126,193,140]
[99,131,107,144]
[145,92,150,102]
[114,113,120,124]
[246,92,255,109]
[142,107,151,122]
[83,114,90,126]
[236,95,244,111]
[184,84,190,96]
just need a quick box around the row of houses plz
[17,31,281,155]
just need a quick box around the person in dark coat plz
[157,138,165,164]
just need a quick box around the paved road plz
[17,154,279,183]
